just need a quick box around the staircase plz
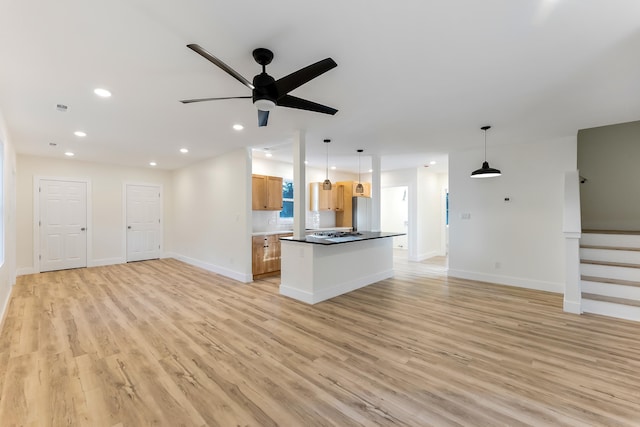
[580,230,640,321]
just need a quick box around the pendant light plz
[470,125,501,178]
[322,139,332,190]
[355,149,364,194]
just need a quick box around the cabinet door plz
[263,234,281,273]
[310,182,335,211]
[252,175,267,210]
[334,184,345,211]
[266,176,283,210]
[252,236,267,275]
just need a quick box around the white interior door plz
[126,184,161,262]
[40,180,87,272]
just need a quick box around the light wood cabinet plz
[252,233,292,278]
[335,181,371,227]
[309,182,334,211]
[252,174,283,210]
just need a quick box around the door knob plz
[81,227,86,231]
[127,226,132,229]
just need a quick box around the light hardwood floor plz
[1,258,639,426]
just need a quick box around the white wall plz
[381,186,409,248]
[448,136,577,293]
[578,120,640,230]
[171,148,253,282]
[382,168,447,261]
[416,168,448,260]
[16,154,173,274]
[0,113,17,324]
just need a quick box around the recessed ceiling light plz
[233,124,244,131]
[74,131,87,137]
[180,148,189,153]
[304,160,309,165]
[265,153,273,158]
[430,161,436,165]
[64,151,75,157]
[94,88,112,98]
[149,161,157,166]
[330,166,337,170]
[368,169,373,173]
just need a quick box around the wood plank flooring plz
[1,258,639,426]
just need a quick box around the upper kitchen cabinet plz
[252,174,283,210]
[309,182,334,211]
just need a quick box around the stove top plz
[312,231,363,238]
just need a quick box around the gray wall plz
[578,120,640,231]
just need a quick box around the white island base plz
[279,236,395,304]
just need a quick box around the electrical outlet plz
[460,212,471,220]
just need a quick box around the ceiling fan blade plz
[180,96,252,104]
[274,58,337,96]
[277,95,338,115]
[258,110,269,127]
[187,44,255,90]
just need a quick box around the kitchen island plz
[279,231,404,304]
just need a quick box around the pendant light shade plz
[471,125,501,178]
[323,139,332,190]
[355,149,364,194]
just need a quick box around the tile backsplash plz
[252,210,334,232]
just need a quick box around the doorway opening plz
[381,186,409,260]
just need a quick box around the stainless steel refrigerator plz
[352,196,372,231]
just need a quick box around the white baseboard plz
[88,257,126,268]
[410,250,441,262]
[279,286,315,304]
[0,285,12,329]
[563,298,582,314]
[582,299,640,322]
[170,253,252,283]
[280,269,394,304]
[447,269,563,294]
[16,267,37,276]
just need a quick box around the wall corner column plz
[563,170,582,314]
[293,130,306,239]
[371,154,381,231]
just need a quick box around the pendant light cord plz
[481,125,491,162]
[325,142,329,180]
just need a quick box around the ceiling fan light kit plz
[181,44,338,127]
[470,125,502,179]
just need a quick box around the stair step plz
[581,259,640,269]
[580,232,640,249]
[580,244,640,252]
[582,229,640,235]
[581,275,640,288]
[581,298,640,322]
[582,293,640,307]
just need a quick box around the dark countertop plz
[280,231,405,245]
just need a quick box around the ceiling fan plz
[181,44,338,127]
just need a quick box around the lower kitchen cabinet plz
[252,233,291,278]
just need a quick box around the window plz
[445,191,449,226]
[280,179,293,219]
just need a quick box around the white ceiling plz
[1,1,639,174]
